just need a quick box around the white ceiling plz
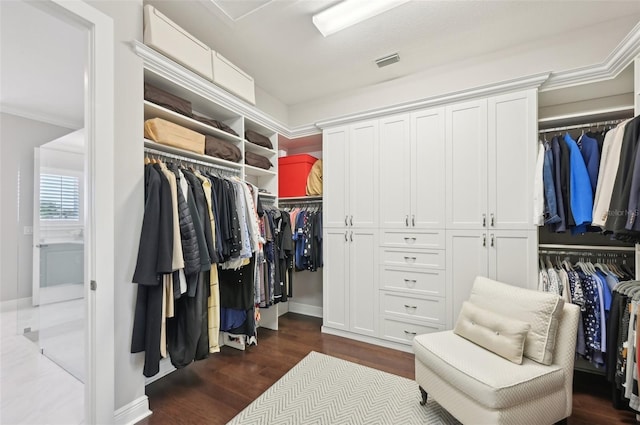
[146,0,640,107]
[0,0,86,130]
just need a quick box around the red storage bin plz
[278,154,318,197]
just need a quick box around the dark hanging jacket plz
[131,164,173,378]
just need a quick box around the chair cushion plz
[413,331,565,409]
[469,276,564,365]
[454,301,530,364]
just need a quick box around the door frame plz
[35,1,115,422]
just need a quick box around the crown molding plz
[0,104,82,130]
[315,72,550,129]
[540,21,640,92]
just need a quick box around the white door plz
[489,230,538,290]
[447,230,489,325]
[379,114,411,228]
[488,90,537,230]
[323,229,349,330]
[446,100,488,229]
[323,126,349,228]
[349,229,377,337]
[349,120,378,228]
[412,107,446,229]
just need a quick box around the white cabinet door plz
[349,120,378,228]
[323,126,349,228]
[446,100,488,229]
[447,230,489,325]
[349,229,377,337]
[379,114,411,228]
[412,107,446,229]
[323,229,350,330]
[488,90,537,230]
[488,230,538,291]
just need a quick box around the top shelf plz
[144,100,244,145]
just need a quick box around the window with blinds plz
[40,173,80,221]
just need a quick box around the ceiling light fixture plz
[312,0,410,37]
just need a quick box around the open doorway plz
[1,1,114,423]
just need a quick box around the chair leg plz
[419,386,428,406]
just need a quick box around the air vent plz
[375,53,400,68]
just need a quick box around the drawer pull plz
[404,278,417,284]
[404,330,417,336]
[403,237,417,243]
[404,304,418,310]
[404,256,417,262]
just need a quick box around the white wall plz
[288,15,639,128]
[85,0,145,415]
[0,112,74,302]
[255,85,288,125]
[289,270,322,317]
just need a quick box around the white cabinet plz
[323,126,349,228]
[446,99,488,229]
[446,90,537,230]
[323,228,377,337]
[488,91,537,230]
[447,229,537,323]
[379,108,445,229]
[323,229,349,330]
[324,121,378,228]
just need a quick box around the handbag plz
[204,135,241,162]
[245,130,273,149]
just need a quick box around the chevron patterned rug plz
[227,351,460,425]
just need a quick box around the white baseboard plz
[113,395,151,425]
[287,302,323,318]
[0,297,32,313]
[145,357,177,385]
[321,326,413,354]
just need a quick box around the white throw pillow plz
[454,301,530,364]
[468,276,564,365]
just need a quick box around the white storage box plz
[143,5,213,80]
[211,51,256,105]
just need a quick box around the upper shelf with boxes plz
[139,4,278,195]
[143,4,255,105]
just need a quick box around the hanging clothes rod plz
[278,196,323,203]
[538,249,632,259]
[538,243,635,252]
[538,118,627,134]
[144,146,241,174]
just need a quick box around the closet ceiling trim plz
[540,21,640,92]
[315,72,550,129]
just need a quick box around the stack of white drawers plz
[378,230,447,345]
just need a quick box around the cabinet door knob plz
[482,214,486,227]
[482,234,486,247]
[404,330,417,336]
[344,232,348,242]
[490,213,495,227]
[350,231,353,242]
[350,215,353,226]
[412,215,415,227]
[345,216,348,226]
[491,234,495,247]
[405,215,409,227]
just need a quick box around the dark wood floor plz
[140,313,637,425]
